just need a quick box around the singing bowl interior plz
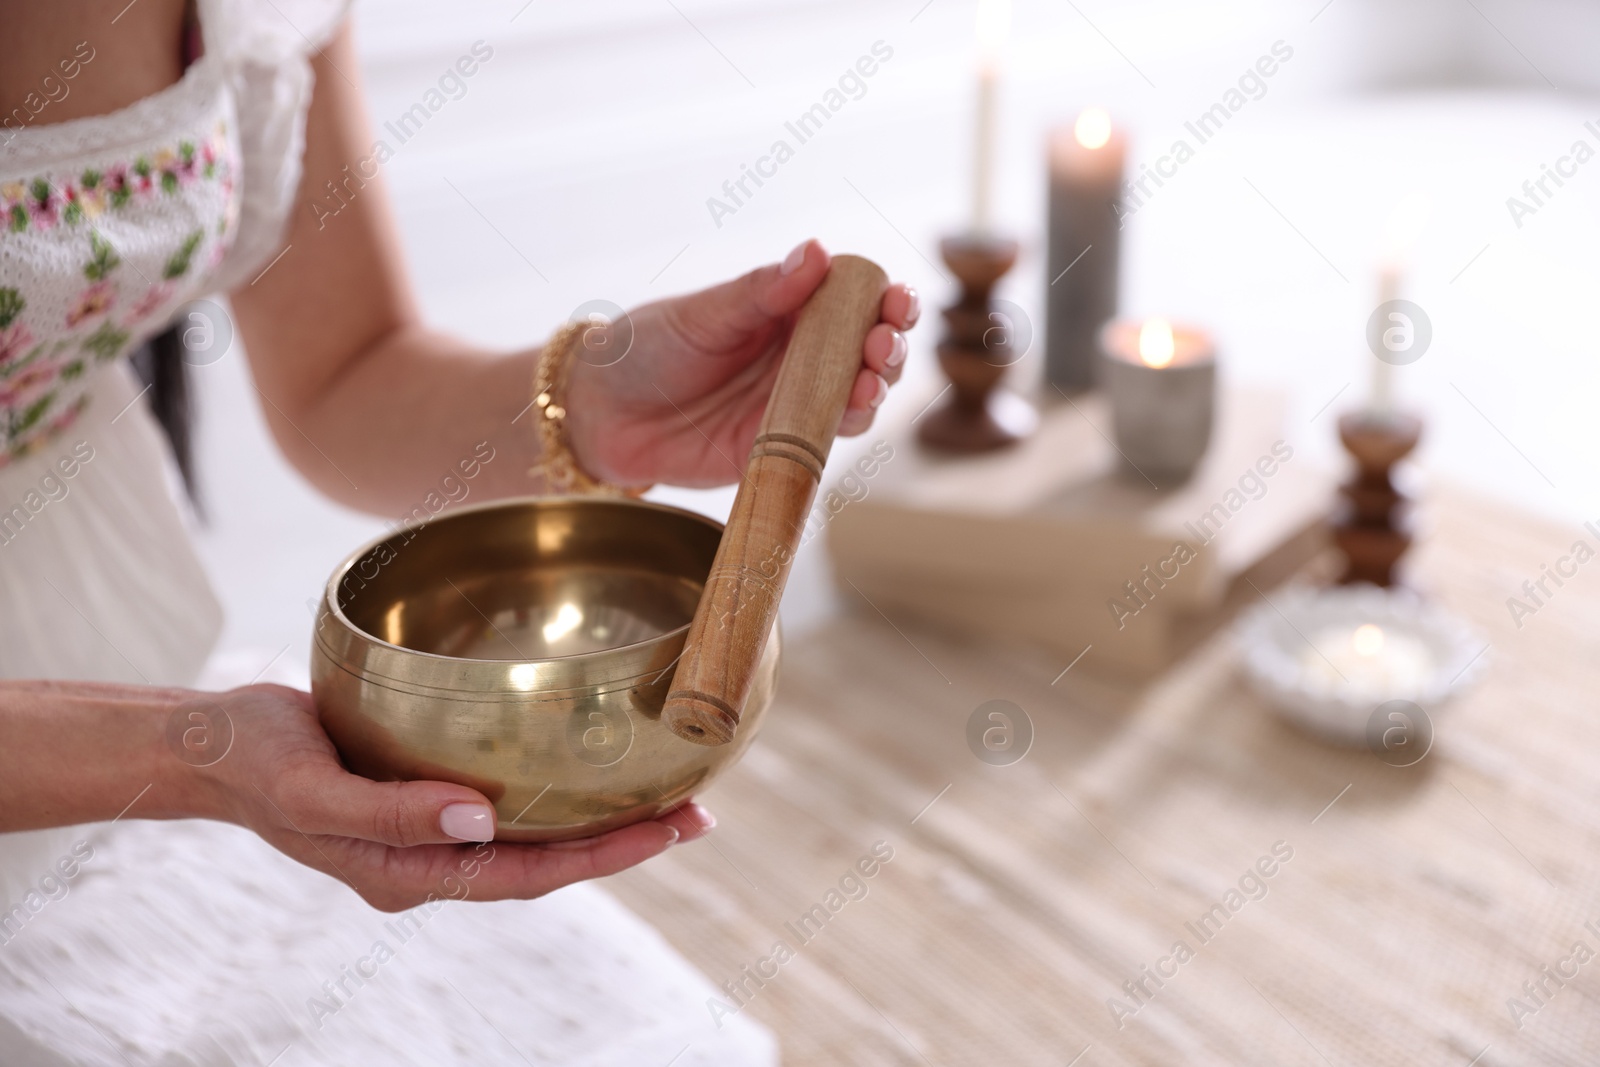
[310,496,778,842]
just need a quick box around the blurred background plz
[192,0,1600,668]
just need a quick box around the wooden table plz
[610,487,1600,1066]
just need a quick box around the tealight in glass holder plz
[1099,318,1216,486]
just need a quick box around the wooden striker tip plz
[662,694,739,747]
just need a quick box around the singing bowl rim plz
[315,494,725,696]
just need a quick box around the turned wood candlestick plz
[1333,411,1422,588]
[917,234,1034,453]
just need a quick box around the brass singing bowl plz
[310,496,779,842]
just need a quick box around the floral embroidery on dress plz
[0,290,30,365]
[0,121,237,466]
[66,280,115,328]
[1,132,228,235]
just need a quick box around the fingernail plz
[684,804,717,832]
[661,825,682,847]
[885,332,908,369]
[780,241,809,276]
[869,376,888,409]
[904,288,921,327]
[440,803,496,842]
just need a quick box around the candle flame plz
[1074,107,1112,150]
[1380,192,1431,266]
[1137,319,1175,368]
[1352,623,1385,657]
[975,0,1012,53]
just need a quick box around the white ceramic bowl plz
[1236,583,1486,746]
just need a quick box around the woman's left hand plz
[563,239,919,489]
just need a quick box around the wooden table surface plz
[609,487,1600,1067]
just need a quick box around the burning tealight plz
[1236,584,1487,748]
[1099,318,1217,485]
[1137,317,1176,369]
[1352,623,1384,656]
[1298,621,1436,701]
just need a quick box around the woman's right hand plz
[187,685,713,912]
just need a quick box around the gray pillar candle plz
[1100,318,1216,486]
[1045,109,1126,393]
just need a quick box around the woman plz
[0,1,916,1063]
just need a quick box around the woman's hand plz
[563,239,920,489]
[193,685,712,912]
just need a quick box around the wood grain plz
[664,255,889,745]
[613,485,1600,1065]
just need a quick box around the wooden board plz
[609,485,1600,1066]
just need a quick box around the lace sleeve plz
[201,0,352,292]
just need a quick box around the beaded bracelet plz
[529,319,650,497]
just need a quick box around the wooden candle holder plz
[1333,411,1422,588]
[917,234,1033,454]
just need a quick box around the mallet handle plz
[663,255,889,745]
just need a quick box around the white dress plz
[0,3,775,1063]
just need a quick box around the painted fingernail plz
[869,376,888,409]
[440,803,496,842]
[780,241,809,276]
[904,288,921,327]
[885,332,908,368]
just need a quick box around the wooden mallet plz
[663,254,889,746]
